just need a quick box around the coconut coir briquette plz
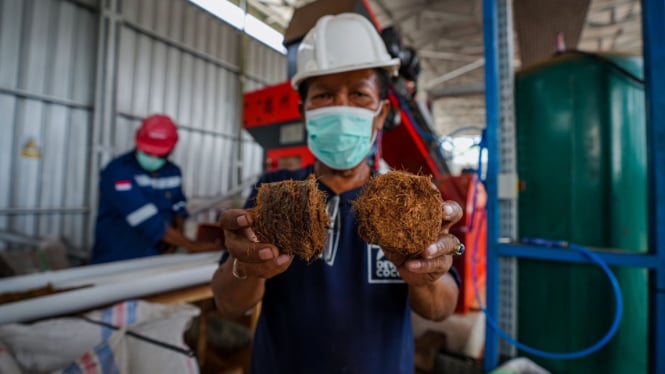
[354,170,443,257]
[251,174,328,262]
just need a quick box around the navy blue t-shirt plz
[91,151,188,264]
[243,165,427,374]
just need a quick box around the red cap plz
[136,114,179,156]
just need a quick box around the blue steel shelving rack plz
[481,0,665,373]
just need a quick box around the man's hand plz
[163,225,223,254]
[186,240,223,253]
[384,200,464,287]
[219,209,293,279]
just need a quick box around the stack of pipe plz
[0,252,223,324]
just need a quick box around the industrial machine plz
[242,0,487,314]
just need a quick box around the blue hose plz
[472,236,624,359]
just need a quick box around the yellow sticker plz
[21,138,42,159]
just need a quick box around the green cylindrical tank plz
[515,52,647,374]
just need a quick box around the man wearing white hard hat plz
[212,13,462,373]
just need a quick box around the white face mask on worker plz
[305,105,381,170]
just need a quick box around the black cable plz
[78,316,196,357]
[555,49,645,85]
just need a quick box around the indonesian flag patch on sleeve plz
[115,180,132,191]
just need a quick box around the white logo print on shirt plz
[368,245,404,284]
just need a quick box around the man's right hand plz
[163,225,223,254]
[187,240,223,253]
[219,209,293,279]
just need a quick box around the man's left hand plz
[385,200,463,287]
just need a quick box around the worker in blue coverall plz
[91,114,221,264]
[211,13,464,374]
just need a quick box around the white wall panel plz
[122,0,139,24]
[132,34,152,114]
[0,1,22,88]
[163,46,182,120]
[1,0,286,256]
[0,95,17,245]
[113,117,136,154]
[166,0,185,42]
[49,4,75,97]
[38,105,68,237]
[116,27,136,115]
[21,1,51,95]
[115,0,284,202]
[245,37,287,89]
[72,7,97,104]
[14,100,44,236]
[62,109,91,249]
[148,41,168,114]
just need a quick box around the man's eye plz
[312,93,331,100]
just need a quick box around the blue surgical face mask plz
[305,105,381,170]
[136,150,167,171]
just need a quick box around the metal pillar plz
[642,0,665,373]
[496,0,518,358]
[233,0,248,190]
[482,0,501,369]
[87,0,120,250]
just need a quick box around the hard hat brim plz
[136,142,176,157]
[291,58,401,90]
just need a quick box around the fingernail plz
[258,248,274,260]
[237,215,249,226]
[426,244,437,257]
[408,261,422,270]
[443,204,454,215]
[275,255,291,266]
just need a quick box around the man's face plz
[302,68,388,134]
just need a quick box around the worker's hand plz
[187,240,223,253]
[384,200,463,287]
[219,209,293,279]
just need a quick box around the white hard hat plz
[291,13,401,90]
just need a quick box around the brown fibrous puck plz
[251,174,328,262]
[354,170,443,256]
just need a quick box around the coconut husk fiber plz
[354,170,443,257]
[251,174,328,261]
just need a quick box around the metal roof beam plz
[418,50,481,62]
[425,58,485,90]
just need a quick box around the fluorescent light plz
[189,0,244,29]
[189,0,286,54]
[245,14,287,54]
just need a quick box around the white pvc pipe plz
[0,252,223,293]
[0,262,219,325]
[55,256,220,289]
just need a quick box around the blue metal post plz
[482,0,501,370]
[642,1,665,373]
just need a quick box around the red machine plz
[242,82,314,171]
[241,0,486,315]
[439,173,487,313]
